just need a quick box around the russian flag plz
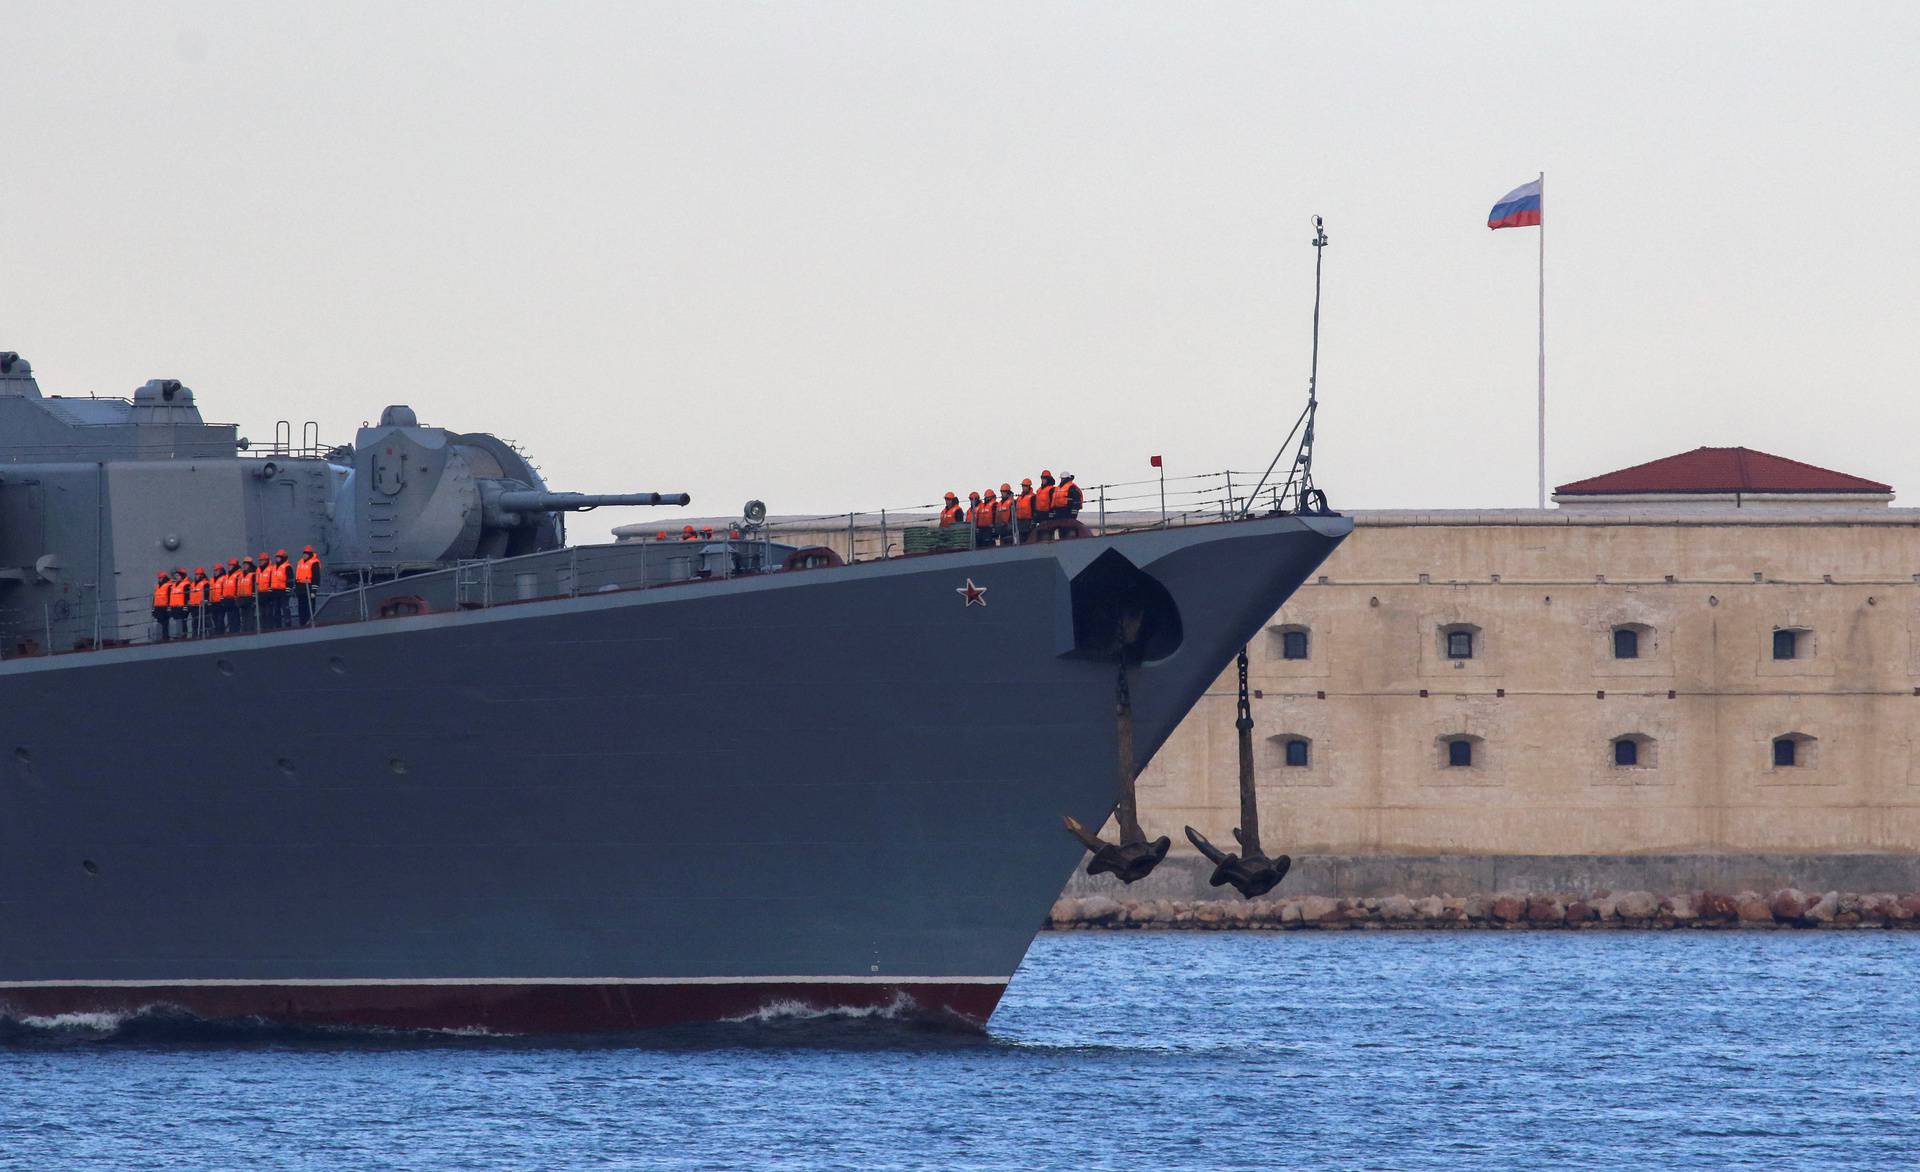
[1487,178,1542,230]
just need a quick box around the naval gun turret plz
[332,404,687,571]
[0,352,689,654]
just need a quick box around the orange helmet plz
[944,491,957,501]
[655,531,668,540]
[157,571,169,581]
[276,549,287,558]
[257,553,269,562]
[1000,483,1012,493]
[194,566,206,575]
[1021,477,1033,488]
[968,491,980,501]
[228,558,240,566]
[1041,469,1053,478]
[303,545,314,553]
[683,525,697,533]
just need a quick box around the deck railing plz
[0,468,1324,658]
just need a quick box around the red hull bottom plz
[0,981,1007,1034]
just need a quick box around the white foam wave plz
[15,1010,135,1032]
[724,992,918,1024]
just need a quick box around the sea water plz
[2,931,1916,1170]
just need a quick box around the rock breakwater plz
[1047,889,1920,930]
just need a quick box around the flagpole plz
[1536,170,1546,510]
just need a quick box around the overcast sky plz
[4,3,1916,535]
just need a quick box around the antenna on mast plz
[1244,214,1331,517]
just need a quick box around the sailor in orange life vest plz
[294,546,323,626]
[992,483,1015,546]
[939,492,964,526]
[186,567,212,637]
[258,550,288,629]
[166,568,190,637]
[234,555,258,632]
[680,525,699,541]
[1012,478,1038,542]
[252,553,273,629]
[219,558,242,634]
[152,572,174,642]
[225,557,245,631]
[1057,471,1083,518]
[206,562,229,637]
[965,491,987,543]
[969,489,992,548]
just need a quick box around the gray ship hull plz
[0,515,1349,1032]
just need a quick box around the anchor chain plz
[1062,659,1171,884]
[1183,646,1292,898]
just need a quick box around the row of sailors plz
[938,471,1083,544]
[150,548,324,640]
[649,524,743,542]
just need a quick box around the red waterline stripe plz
[0,980,1008,1033]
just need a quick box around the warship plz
[0,343,1349,1033]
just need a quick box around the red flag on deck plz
[1149,455,1163,468]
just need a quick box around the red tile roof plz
[1555,447,1891,496]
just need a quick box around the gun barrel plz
[496,490,692,512]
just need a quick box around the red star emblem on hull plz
[956,578,987,607]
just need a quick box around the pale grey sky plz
[4,2,1916,536]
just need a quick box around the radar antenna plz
[1244,214,1330,516]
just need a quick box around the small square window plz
[1613,628,1639,659]
[1281,630,1309,660]
[1772,630,1798,660]
[1284,739,1310,767]
[1773,737,1796,767]
[1446,631,1474,660]
[1447,739,1473,767]
[1614,739,1638,766]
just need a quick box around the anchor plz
[1183,647,1292,898]
[1062,657,1171,883]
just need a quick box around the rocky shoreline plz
[1047,888,1920,930]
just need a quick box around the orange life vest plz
[1014,490,1036,522]
[209,573,227,604]
[153,581,170,607]
[971,503,993,529]
[993,496,1012,525]
[235,569,255,599]
[254,566,272,593]
[939,504,964,526]
[187,577,209,607]
[1035,483,1056,511]
[295,554,321,585]
[167,579,188,608]
[269,561,290,591]
[1060,480,1080,513]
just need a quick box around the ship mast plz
[1244,214,1329,516]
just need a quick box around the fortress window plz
[1613,628,1639,659]
[1446,739,1473,767]
[1284,739,1310,767]
[1773,737,1797,766]
[1611,733,1655,769]
[1772,629,1798,660]
[1280,630,1310,660]
[1446,631,1474,660]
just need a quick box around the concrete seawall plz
[1063,853,1920,902]
[1054,854,1920,930]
